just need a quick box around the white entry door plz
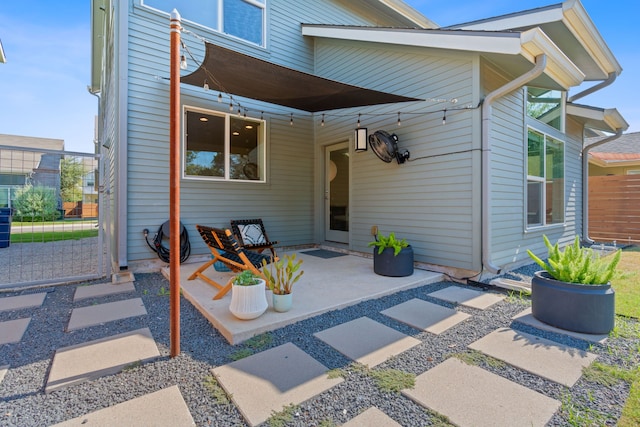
[325,142,349,243]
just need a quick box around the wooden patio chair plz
[188,225,276,300]
[230,218,278,257]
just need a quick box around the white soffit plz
[301,25,584,89]
[567,103,629,132]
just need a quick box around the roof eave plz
[90,0,107,93]
[375,0,438,28]
[0,39,6,63]
[567,103,629,133]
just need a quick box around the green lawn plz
[11,228,98,243]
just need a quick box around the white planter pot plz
[229,279,268,320]
[272,293,293,312]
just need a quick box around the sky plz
[0,0,637,153]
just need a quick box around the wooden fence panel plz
[589,175,640,244]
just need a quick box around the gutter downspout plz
[481,54,547,274]
[568,72,617,103]
[582,128,623,244]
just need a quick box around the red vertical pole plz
[169,9,181,358]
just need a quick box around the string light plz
[243,108,247,118]
[321,114,325,127]
[290,113,294,126]
[203,80,209,91]
[229,99,234,111]
[217,92,222,103]
[180,54,187,70]
[397,112,401,126]
[442,109,447,125]
[357,113,361,128]
[260,111,264,120]
[237,107,242,116]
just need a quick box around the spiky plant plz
[527,235,621,285]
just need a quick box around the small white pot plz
[272,292,293,312]
[229,279,268,320]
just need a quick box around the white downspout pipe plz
[481,54,547,274]
[582,128,623,244]
[568,72,617,103]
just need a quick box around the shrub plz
[12,185,60,222]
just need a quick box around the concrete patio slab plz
[427,286,505,310]
[0,318,31,345]
[173,250,443,344]
[51,385,195,426]
[381,298,471,334]
[0,365,8,385]
[512,308,609,344]
[343,407,402,427]
[468,327,597,387]
[402,357,560,427]
[46,328,159,393]
[212,342,343,427]
[66,298,147,331]
[73,282,136,301]
[313,317,421,368]
[0,293,46,312]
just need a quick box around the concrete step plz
[0,293,47,312]
[66,298,147,331]
[46,328,160,393]
[381,298,471,334]
[402,357,560,427]
[73,282,136,302]
[512,308,609,344]
[213,342,343,427]
[314,316,421,368]
[343,407,402,427]
[0,318,31,345]
[51,385,195,426]
[427,286,505,310]
[468,327,597,387]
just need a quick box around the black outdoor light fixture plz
[355,127,368,152]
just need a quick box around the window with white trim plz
[184,108,265,182]
[527,128,565,227]
[142,0,266,47]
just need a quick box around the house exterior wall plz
[110,0,415,266]
[312,38,481,271]
[482,60,584,271]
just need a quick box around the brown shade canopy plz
[181,43,421,112]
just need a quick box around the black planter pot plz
[373,246,414,277]
[531,271,615,334]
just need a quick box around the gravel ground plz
[0,265,638,426]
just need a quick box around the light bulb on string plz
[260,111,264,120]
[357,113,361,128]
[397,112,401,126]
[180,55,188,70]
[290,113,294,126]
[229,99,234,112]
[321,114,325,127]
[243,108,247,118]
[442,109,447,125]
[203,80,209,91]
[237,107,242,116]
[217,92,222,103]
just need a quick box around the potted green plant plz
[368,232,414,277]
[527,235,621,334]
[261,253,304,312]
[228,270,268,320]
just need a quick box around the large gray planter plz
[373,246,414,277]
[531,271,615,334]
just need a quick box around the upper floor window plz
[526,128,564,227]
[143,0,265,47]
[184,107,265,182]
[526,87,564,131]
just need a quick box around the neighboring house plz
[588,132,640,176]
[91,0,627,278]
[0,134,64,209]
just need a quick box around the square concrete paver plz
[73,282,136,301]
[513,308,609,344]
[46,328,159,393]
[213,342,343,427]
[67,298,147,331]
[0,293,46,312]
[0,318,31,345]
[51,385,194,426]
[0,365,8,385]
[402,358,560,427]
[427,286,505,310]
[314,317,421,368]
[343,407,402,427]
[381,298,471,334]
[468,327,597,387]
